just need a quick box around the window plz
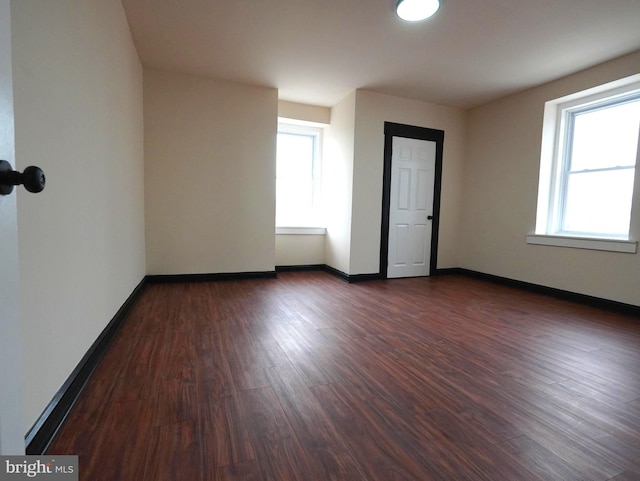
[276,123,323,228]
[555,94,639,238]
[531,78,640,251]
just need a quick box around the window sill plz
[526,234,637,253]
[276,227,326,235]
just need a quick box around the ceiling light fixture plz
[396,0,442,22]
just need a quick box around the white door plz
[387,136,436,278]
[0,0,26,454]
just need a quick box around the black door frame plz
[379,122,445,279]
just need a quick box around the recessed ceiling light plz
[396,0,442,22]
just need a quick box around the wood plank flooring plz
[48,272,640,480]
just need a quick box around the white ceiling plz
[121,0,640,109]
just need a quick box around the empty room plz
[1,0,640,480]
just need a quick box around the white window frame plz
[530,75,640,253]
[275,121,324,230]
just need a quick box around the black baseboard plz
[25,278,148,455]
[289,264,382,283]
[348,272,384,283]
[434,267,465,276]
[439,267,640,317]
[275,265,325,273]
[319,264,350,282]
[147,270,277,284]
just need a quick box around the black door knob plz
[0,160,46,195]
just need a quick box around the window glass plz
[275,125,322,227]
[569,99,640,171]
[562,169,634,236]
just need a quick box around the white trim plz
[526,234,637,253]
[552,75,640,109]
[277,116,329,128]
[276,227,326,235]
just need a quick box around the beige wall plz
[461,51,640,306]
[324,92,356,273]
[275,234,325,266]
[144,69,278,275]
[278,100,331,125]
[12,0,146,430]
[349,90,467,275]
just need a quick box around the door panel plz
[416,169,429,210]
[393,223,409,266]
[387,136,436,278]
[0,0,25,454]
[412,223,427,265]
[398,168,411,209]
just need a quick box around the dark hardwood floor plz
[48,271,640,480]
